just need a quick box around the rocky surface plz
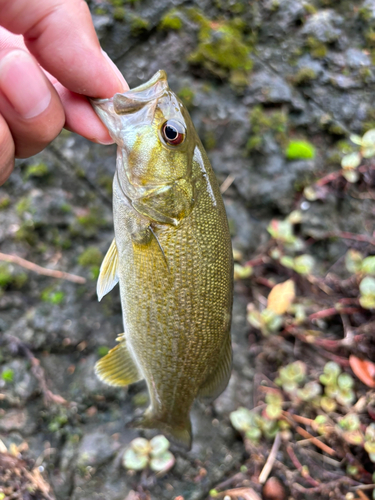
[1,0,375,499]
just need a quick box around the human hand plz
[0,0,129,185]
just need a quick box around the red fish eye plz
[162,120,185,145]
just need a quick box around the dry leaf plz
[349,356,375,388]
[267,279,295,315]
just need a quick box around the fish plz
[90,70,233,450]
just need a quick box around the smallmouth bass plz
[91,70,233,450]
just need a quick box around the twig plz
[294,426,336,456]
[309,307,362,321]
[286,445,320,487]
[220,174,236,194]
[4,335,71,407]
[357,490,370,500]
[255,277,275,288]
[316,232,375,246]
[0,252,86,284]
[259,432,281,484]
[282,412,336,456]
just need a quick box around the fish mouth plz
[92,70,169,115]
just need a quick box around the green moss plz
[70,208,107,238]
[0,264,13,288]
[78,247,103,267]
[129,14,150,36]
[113,6,125,21]
[246,105,288,153]
[159,9,183,31]
[285,140,316,160]
[359,67,372,84]
[187,9,253,82]
[365,29,375,48]
[177,87,195,109]
[15,222,36,246]
[16,196,31,216]
[291,67,317,86]
[328,123,346,136]
[0,263,27,289]
[306,36,327,58]
[97,346,109,357]
[246,135,263,152]
[2,369,14,382]
[203,130,217,150]
[215,0,246,14]
[24,162,49,180]
[41,287,65,305]
[359,6,373,21]
[0,195,10,209]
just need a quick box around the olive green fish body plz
[91,71,233,449]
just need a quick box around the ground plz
[1,0,375,499]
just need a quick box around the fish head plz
[91,71,198,224]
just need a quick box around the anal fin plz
[95,336,143,387]
[198,335,232,402]
[97,238,119,301]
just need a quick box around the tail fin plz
[127,412,192,451]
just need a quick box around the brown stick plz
[295,426,336,456]
[0,252,86,284]
[286,445,320,487]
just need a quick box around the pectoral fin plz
[95,336,143,387]
[198,335,232,402]
[97,239,119,301]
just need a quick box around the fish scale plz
[91,70,233,449]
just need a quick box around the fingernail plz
[101,49,129,92]
[0,50,51,119]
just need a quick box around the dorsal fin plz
[97,239,119,301]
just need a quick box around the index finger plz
[0,0,128,98]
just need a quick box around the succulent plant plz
[320,362,355,409]
[123,436,175,472]
[359,276,375,309]
[276,361,306,394]
[247,304,284,336]
[364,423,375,462]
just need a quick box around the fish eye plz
[161,120,185,146]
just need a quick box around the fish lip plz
[92,70,169,115]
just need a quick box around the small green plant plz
[364,423,375,462]
[280,254,315,275]
[247,304,283,336]
[340,129,375,183]
[319,362,355,411]
[276,361,306,394]
[230,405,281,442]
[123,436,175,472]
[233,263,253,280]
[359,276,375,309]
[338,414,364,446]
[267,218,304,251]
[345,250,375,277]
